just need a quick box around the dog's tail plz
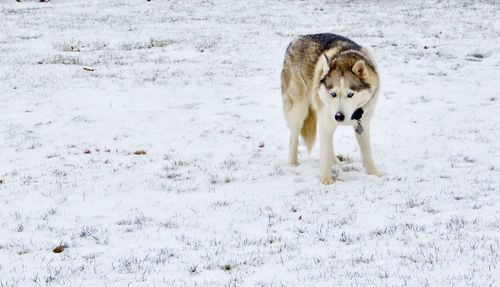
[301,107,316,153]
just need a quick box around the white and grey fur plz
[280,33,383,184]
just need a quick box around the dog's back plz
[282,33,362,92]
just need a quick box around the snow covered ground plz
[0,0,499,286]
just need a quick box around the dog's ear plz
[320,54,330,78]
[352,60,369,81]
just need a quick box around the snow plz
[0,0,499,286]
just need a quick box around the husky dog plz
[281,33,383,184]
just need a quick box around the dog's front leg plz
[354,122,383,176]
[319,111,335,184]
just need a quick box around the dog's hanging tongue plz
[351,108,364,120]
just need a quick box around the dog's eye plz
[331,92,337,98]
[347,92,354,98]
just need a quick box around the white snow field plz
[1,0,499,286]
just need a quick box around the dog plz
[280,33,383,184]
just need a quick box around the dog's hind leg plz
[282,70,310,166]
[330,128,341,165]
[354,123,384,176]
[284,100,309,166]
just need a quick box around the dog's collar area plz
[355,121,364,135]
[351,108,364,120]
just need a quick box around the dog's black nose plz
[335,112,345,122]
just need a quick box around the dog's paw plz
[367,169,385,177]
[320,176,335,185]
[288,159,299,167]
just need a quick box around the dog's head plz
[318,52,377,124]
